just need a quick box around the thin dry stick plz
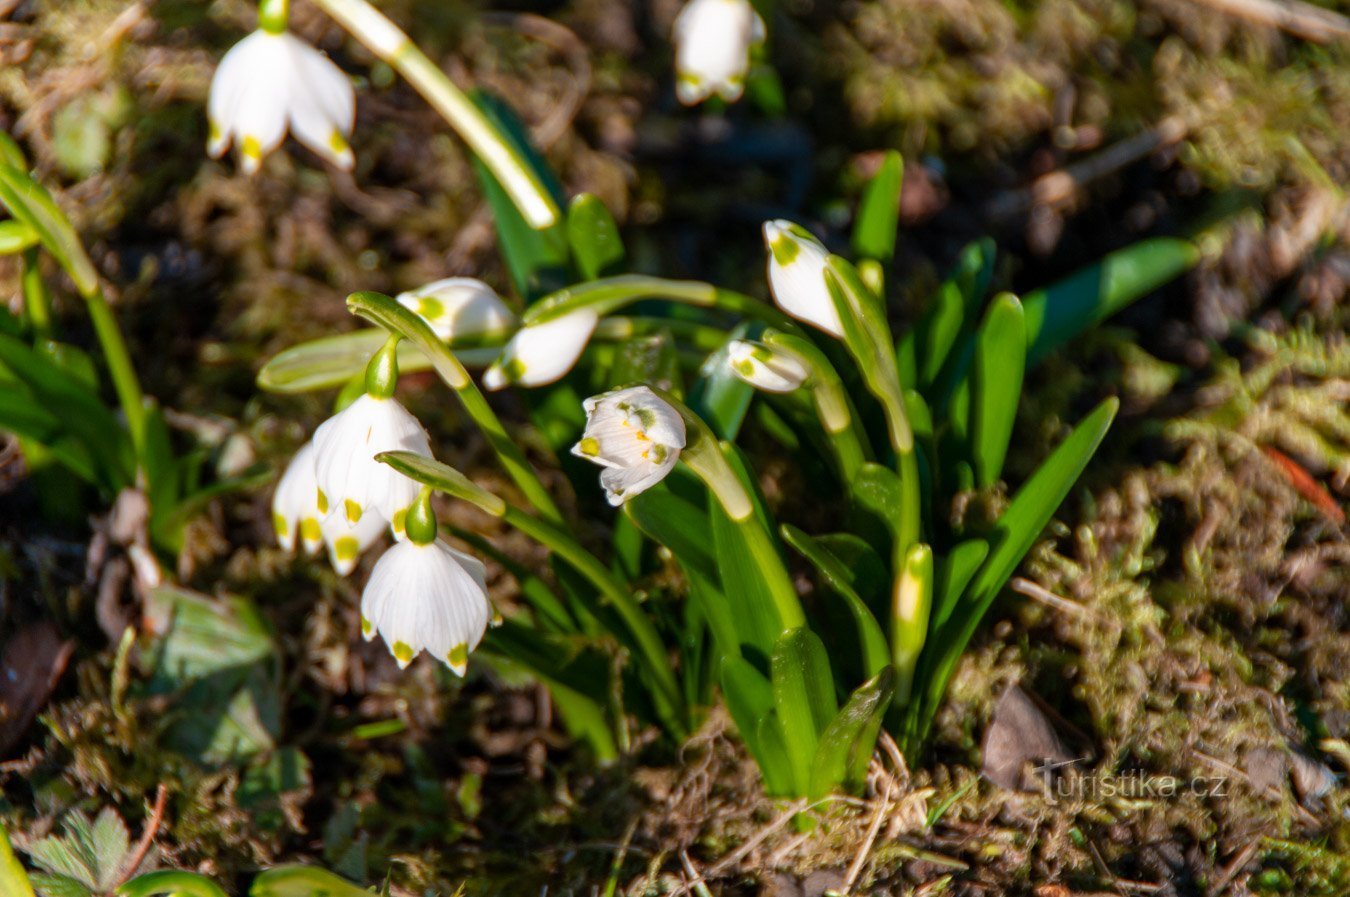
[678,850,714,897]
[117,784,168,885]
[705,798,808,876]
[843,778,894,894]
[1189,0,1350,43]
[1010,577,1089,617]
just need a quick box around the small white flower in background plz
[672,0,765,106]
[207,28,356,174]
[763,220,844,338]
[320,506,390,576]
[396,278,517,343]
[572,386,686,506]
[311,393,432,537]
[360,538,492,673]
[727,339,809,393]
[483,308,599,391]
[272,441,325,554]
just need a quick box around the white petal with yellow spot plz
[396,277,516,342]
[762,219,843,338]
[272,440,325,554]
[572,386,686,506]
[483,308,598,391]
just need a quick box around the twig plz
[1186,0,1350,44]
[1209,839,1260,896]
[117,784,168,885]
[1010,577,1090,617]
[843,778,893,894]
[679,851,714,897]
[706,798,810,876]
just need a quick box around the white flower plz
[571,386,686,506]
[360,538,492,674]
[311,393,432,535]
[727,339,809,393]
[207,29,356,174]
[483,309,599,391]
[272,441,324,554]
[672,0,765,106]
[320,505,390,576]
[396,278,516,343]
[763,220,844,338]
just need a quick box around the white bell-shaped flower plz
[396,278,517,343]
[482,309,599,391]
[360,538,492,674]
[672,0,765,106]
[572,386,686,506]
[763,220,844,338]
[207,28,356,174]
[727,339,809,393]
[272,441,324,554]
[320,505,390,576]
[311,393,432,533]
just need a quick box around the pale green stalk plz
[258,0,289,32]
[87,286,147,469]
[20,248,50,339]
[762,330,870,484]
[309,0,561,229]
[889,543,932,705]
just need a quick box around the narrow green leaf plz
[897,238,995,390]
[780,525,889,679]
[771,628,838,793]
[249,865,371,897]
[376,451,506,516]
[0,387,100,484]
[0,163,98,297]
[0,220,39,254]
[808,665,896,797]
[566,193,624,281]
[971,293,1026,487]
[1022,238,1198,365]
[719,653,773,762]
[624,487,717,585]
[117,871,228,897]
[929,539,989,631]
[0,133,27,169]
[754,712,799,797]
[852,151,903,262]
[256,329,498,394]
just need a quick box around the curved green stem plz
[763,330,870,485]
[347,291,563,524]
[87,287,147,471]
[309,0,560,229]
[20,249,50,338]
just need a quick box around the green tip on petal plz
[335,536,359,563]
[392,508,407,536]
[344,498,362,524]
[316,489,329,514]
[732,358,755,377]
[577,437,600,457]
[503,356,527,382]
[272,511,289,540]
[416,296,446,320]
[769,232,801,266]
[447,643,468,675]
[360,616,373,637]
[392,641,415,666]
[300,517,322,544]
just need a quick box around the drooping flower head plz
[311,393,432,538]
[396,278,516,343]
[572,386,686,506]
[207,28,356,174]
[727,339,809,393]
[360,538,492,674]
[762,220,844,338]
[320,504,390,576]
[272,441,324,555]
[482,309,599,391]
[672,0,765,106]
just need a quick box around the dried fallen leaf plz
[0,621,74,756]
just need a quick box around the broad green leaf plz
[971,293,1026,487]
[624,487,717,585]
[929,539,989,631]
[119,872,228,897]
[0,163,98,297]
[809,665,896,797]
[1,824,36,897]
[719,653,773,762]
[256,329,499,394]
[852,462,904,551]
[771,628,838,793]
[469,92,569,301]
[249,865,370,897]
[87,809,130,890]
[897,238,995,390]
[754,712,798,797]
[1022,238,1198,365]
[814,534,888,603]
[852,150,903,263]
[780,525,889,679]
[566,193,624,280]
[376,451,506,516]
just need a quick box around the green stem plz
[310,0,561,229]
[87,287,146,470]
[258,0,289,33]
[764,331,870,485]
[347,291,564,525]
[20,248,51,339]
[523,275,804,335]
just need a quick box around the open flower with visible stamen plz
[727,339,809,393]
[482,309,598,391]
[396,277,516,343]
[272,441,324,555]
[572,386,686,506]
[762,220,843,338]
[360,538,492,674]
[207,27,356,174]
[672,0,765,106]
[311,393,432,536]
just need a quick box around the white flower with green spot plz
[360,538,492,674]
[483,309,598,391]
[763,219,843,338]
[672,0,765,106]
[272,441,324,555]
[207,28,356,174]
[727,339,809,393]
[572,386,686,506]
[396,277,516,343]
[311,393,432,542]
